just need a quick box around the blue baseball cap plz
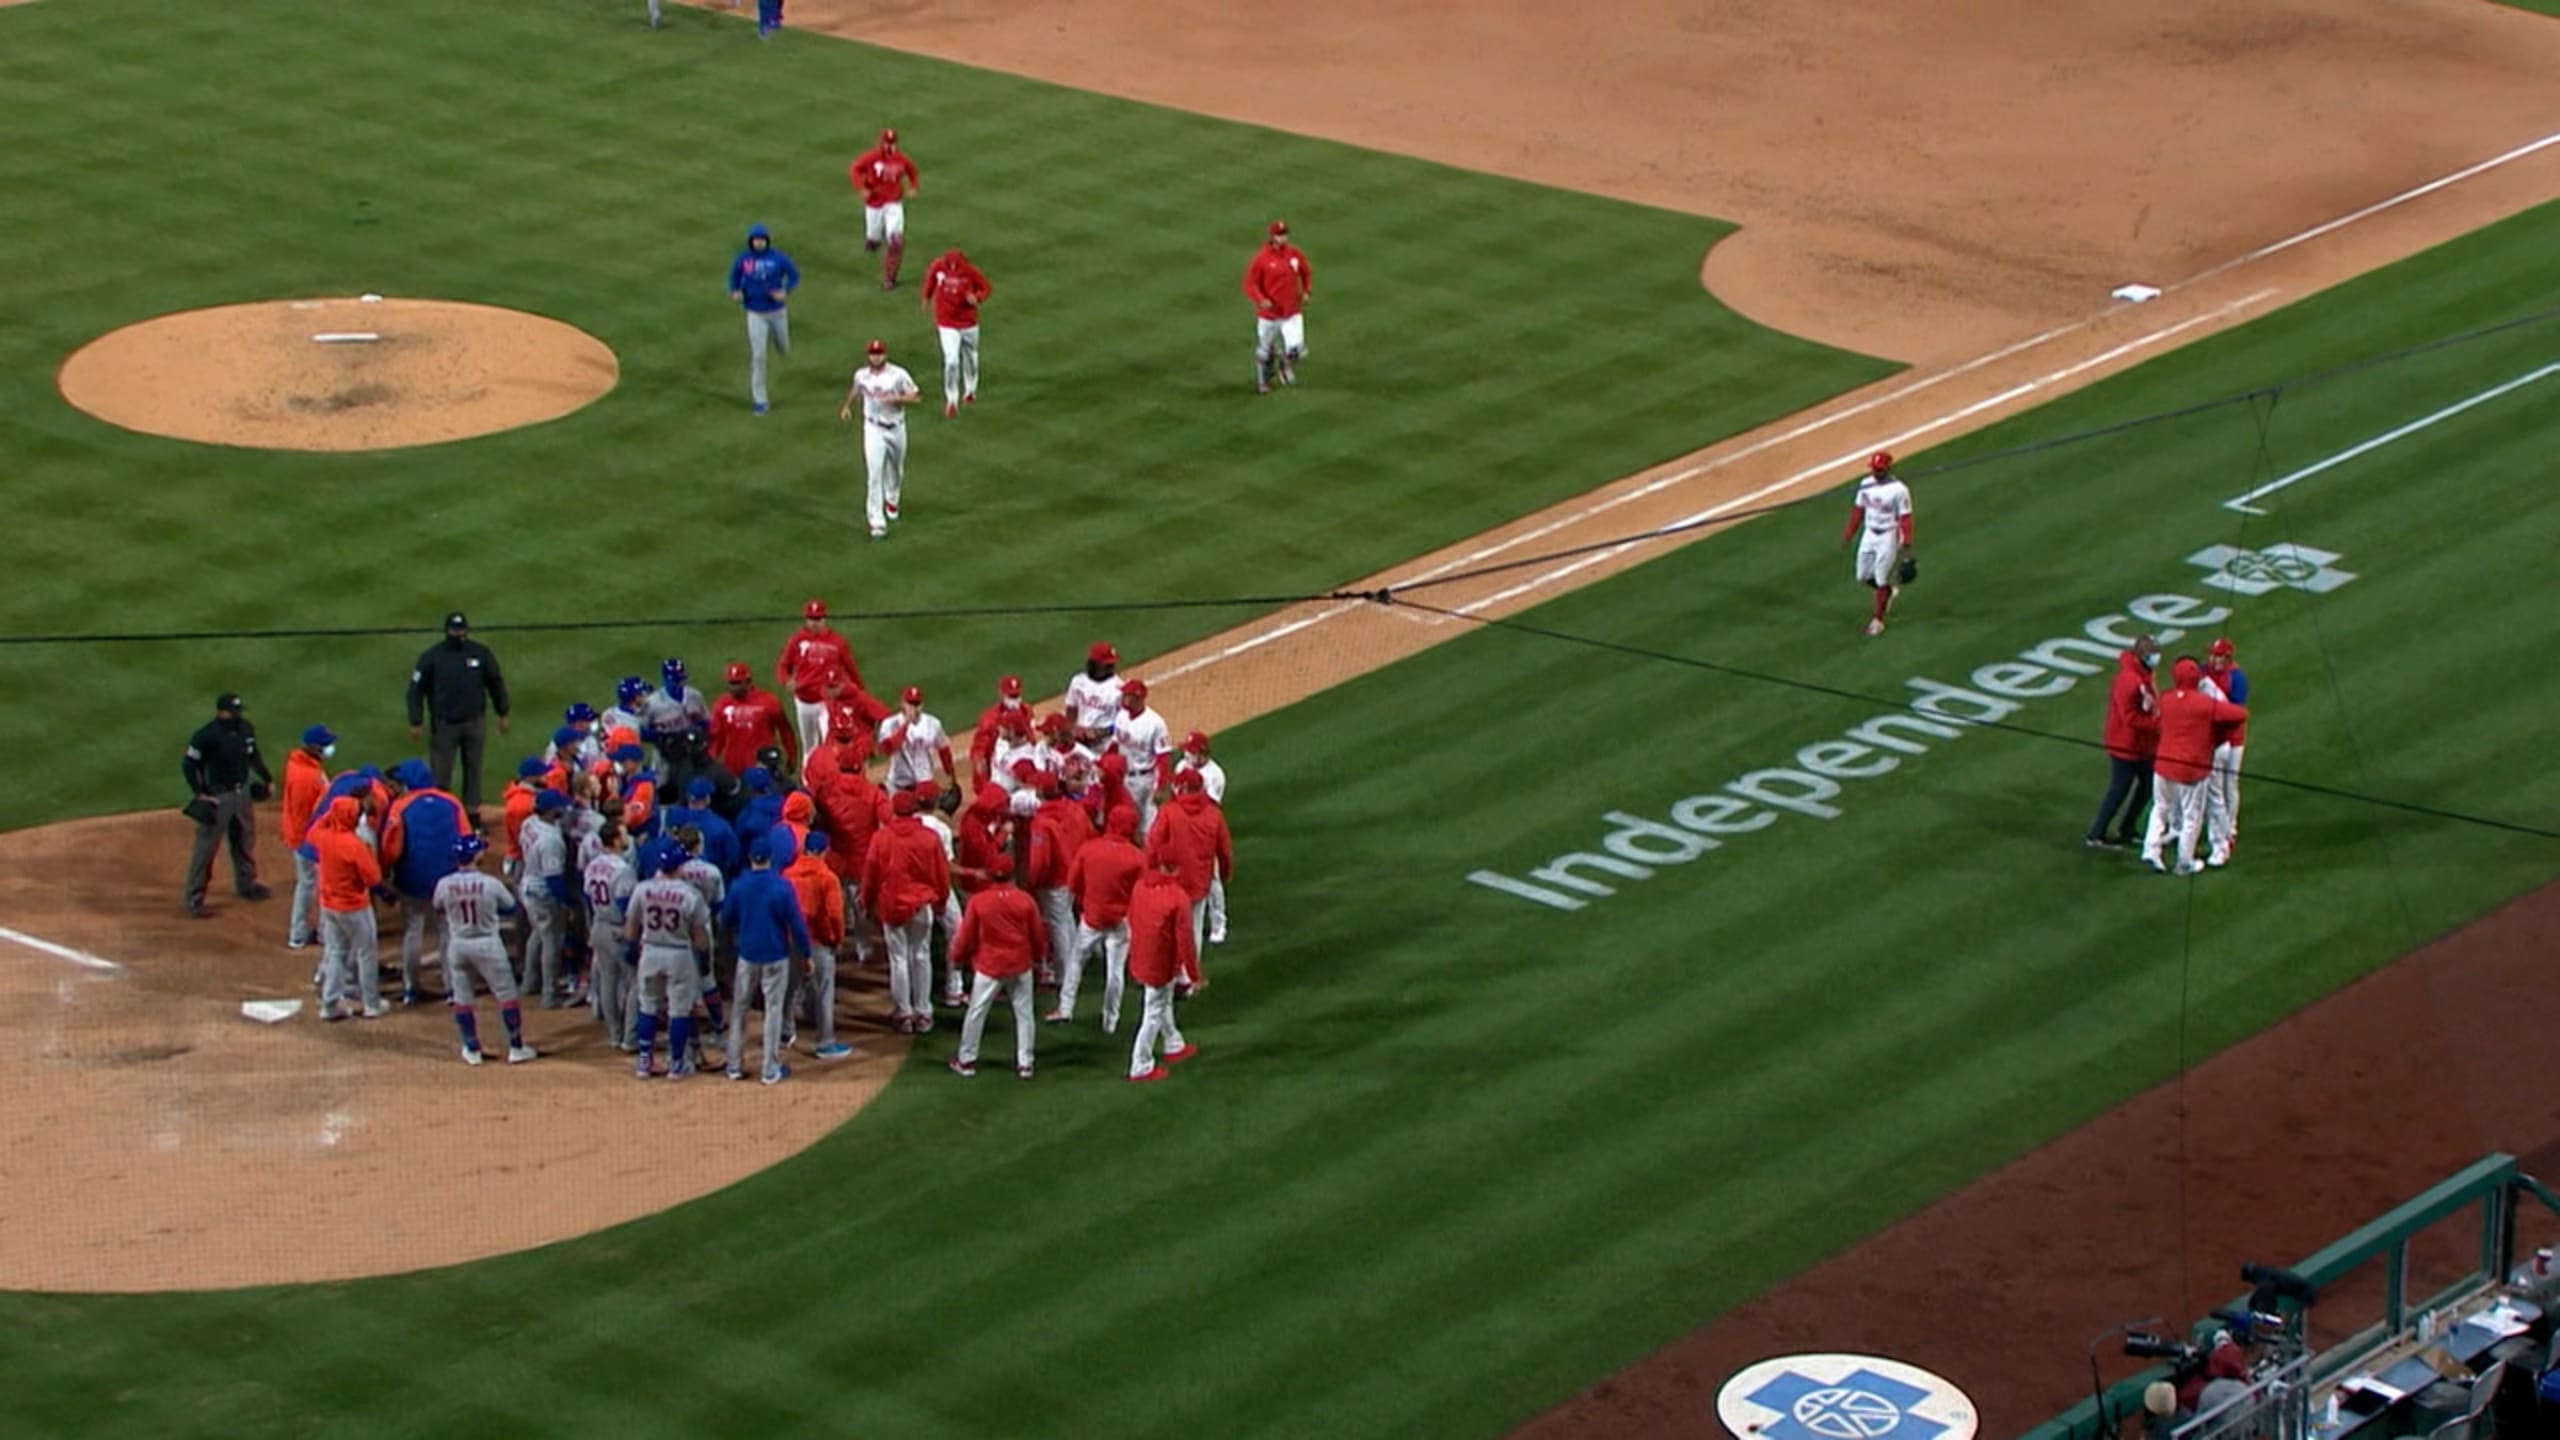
[390,759,434,791]
[685,777,714,800]
[552,725,583,749]
[746,838,772,866]
[535,789,569,813]
[804,831,829,855]
[517,756,549,779]
[742,765,772,793]
[610,743,645,764]
[301,724,337,747]
[564,702,598,724]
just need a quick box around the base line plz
[2224,361,2560,514]
[0,925,123,974]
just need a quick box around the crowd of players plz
[272,602,1235,1086]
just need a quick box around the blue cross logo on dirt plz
[1745,1367,1947,1440]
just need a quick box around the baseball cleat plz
[288,938,311,950]
[461,1045,485,1066]
[1254,381,1270,395]
[1164,1043,1199,1066]
[240,884,275,901]
[762,1064,790,1086]
[361,998,393,1019]
[813,1041,853,1061]
[668,1059,697,1081]
[2174,859,2205,876]
[726,1066,747,1082]
[1041,1008,1069,1024]
[1015,1064,1034,1081]
[947,1056,977,1078]
[2084,835,2121,850]
[943,404,957,419]
[1128,1067,1168,1084]
[869,526,887,539]
[752,402,769,416]
[2207,853,2231,869]
[884,502,899,520]
[507,1044,538,1064]
[1864,618,1885,636]
[632,1056,655,1079]
[962,393,975,405]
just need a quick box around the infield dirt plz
[9,0,2559,1316]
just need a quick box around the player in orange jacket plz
[279,725,335,951]
[310,797,388,1020]
[783,832,852,1061]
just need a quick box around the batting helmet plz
[662,658,687,688]
[453,833,488,865]
[565,701,598,725]
[1868,451,1894,473]
[616,676,648,706]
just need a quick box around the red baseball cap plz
[724,661,751,684]
[901,684,923,704]
[880,127,898,144]
[1868,451,1894,472]
[1121,679,1148,707]
[803,598,827,620]
[866,339,887,355]
[1087,641,1117,664]
[913,779,940,802]
[1269,220,1289,236]
[997,674,1023,698]
[1174,769,1205,793]
[2208,638,2235,657]
[890,790,919,816]
[999,711,1031,735]
[1181,730,1210,754]
[986,852,1013,879]
[1039,712,1072,735]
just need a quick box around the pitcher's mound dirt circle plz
[56,297,619,452]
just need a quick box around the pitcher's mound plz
[56,297,619,452]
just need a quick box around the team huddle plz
[276,604,1236,1086]
[725,127,1315,536]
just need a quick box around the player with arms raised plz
[1839,451,1914,636]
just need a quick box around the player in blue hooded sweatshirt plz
[382,759,468,1004]
[729,224,800,415]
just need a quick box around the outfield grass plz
[0,0,1887,833]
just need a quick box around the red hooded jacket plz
[2154,658,2247,785]
[1126,869,1200,989]
[2101,649,2160,762]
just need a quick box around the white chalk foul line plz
[0,925,123,974]
[1158,128,2560,684]
[2224,360,2560,515]
[1452,290,2277,615]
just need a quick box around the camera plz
[2124,1333,2205,1369]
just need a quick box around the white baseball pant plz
[937,325,979,405]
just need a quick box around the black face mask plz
[445,632,468,649]
[217,712,243,728]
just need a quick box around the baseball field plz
[7,0,2560,1436]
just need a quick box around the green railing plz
[2018,1153,2560,1440]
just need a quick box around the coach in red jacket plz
[948,853,1046,1079]
[1125,860,1201,1083]
[2086,635,2160,850]
[2140,657,2247,876]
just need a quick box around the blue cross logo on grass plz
[1745,1367,1948,1440]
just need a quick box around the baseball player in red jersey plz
[969,675,1033,789]
[776,599,873,759]
[920,248,990,417]
[849,129,920,290]
[1242,220,1314,394]
[710,662,797,777]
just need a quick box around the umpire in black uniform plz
[407,610,511,824]
[182,691,275,918]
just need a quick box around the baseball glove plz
[1897,553,1919,585]
[250,781,273,802]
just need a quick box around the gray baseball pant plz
[727,959,791,1076]
[183,789,258,908]
[320,907,381,1011]
[746,309,790,407]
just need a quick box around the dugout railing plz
[2021,1153,2560,1440]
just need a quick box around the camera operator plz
[2178,1331,2251,1414]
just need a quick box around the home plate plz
[241,998,305,1024]
[313,332,381,344]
